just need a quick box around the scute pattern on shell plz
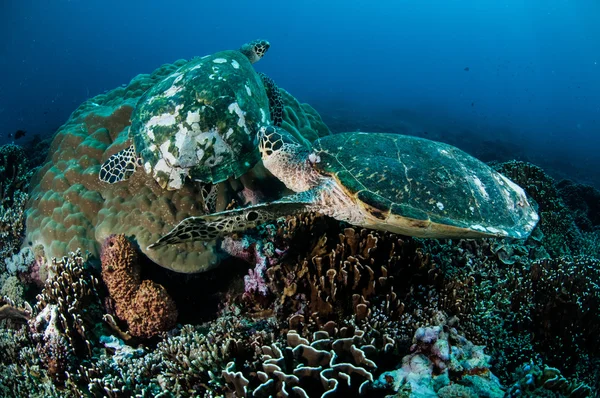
[131,50,271,190]
[98,144,139,183]
[313,132,538,238]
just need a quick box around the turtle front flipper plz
[99,145,140,183]
[147,193,316,249]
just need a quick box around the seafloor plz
[0,56,599,398]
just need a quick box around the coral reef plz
[224,327,379,397]
[101,234,177,338]
[25,59,330,273]
[0,144,32,261]
[373,325,503,397]
[3,49,599,398]
[492,161,582,257]
[506,362,592,397]
[30,249,103,384]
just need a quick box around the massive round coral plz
[24,58,330,273]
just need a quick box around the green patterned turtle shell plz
[312,133,539,239]
[131,50,271,190]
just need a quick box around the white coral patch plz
[228,102,250,135]
[231,60,240,69]
[153,158,170,175]
[438,149,450,156]
[173,74,184,84]
[164,84,183,97]
[471,175,489,200]
[245,85,252,96]
[260,108,266,123]
[195,128,233,166]
[186,111,201,125]
[144,161,152,173]
[159,140,178,166]
[147,113,177,127]
[436,202,444,210]
[486,226,507,235]
[213,58,227,63]
[470,224,487,232]
[225,128,234,139]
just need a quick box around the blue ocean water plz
[0,0,600,183]
[1,0,599,186]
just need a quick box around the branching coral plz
[506,363,592,397]
[431,236,600,385]
[493,161,582,257]
[0,144,32,261]
[101,234,177,338]
[31,249,103,383]
[261,222,444,349]
[0,324,63,397]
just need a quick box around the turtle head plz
[258,126,322,192]
[239,39,270,64]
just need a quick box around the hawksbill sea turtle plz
[148,127,539,249]
[99,39,284,190]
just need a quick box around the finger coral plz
[31,249,102,383]
[101,234,177,338]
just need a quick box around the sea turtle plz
[148,127,539,248]
[99,39,284,190]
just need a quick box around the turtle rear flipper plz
[147,194,315,249]
[99,145,140,183]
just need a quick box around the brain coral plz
[25,58,330,273]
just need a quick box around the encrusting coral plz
[101,234,177,338]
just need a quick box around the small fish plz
[464,67,470,72]
[8,129,27,140]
